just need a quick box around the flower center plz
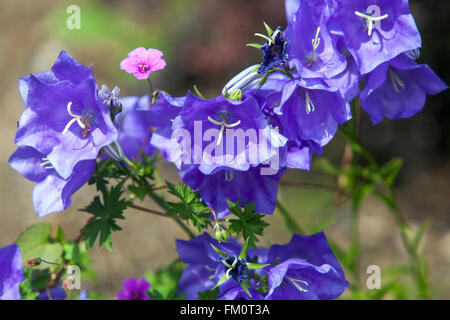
[220,256,248,284]
[207,110,241,146]
[40,157,54,170]
[138,63,150,73]
[306,27,321,66]
[286,276,309,293]
[388,68,405,93]
[354,8,389,37]
[62,102,93,137]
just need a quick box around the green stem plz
[384,189,429,299]
[275,200,305,234]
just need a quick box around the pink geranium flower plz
[120,47,166,80]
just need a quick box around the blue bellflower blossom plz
[272,74,352,147]
[284,0,347,79]
[168,93,287,174]
[245,79,324,171]
[14,50,118,180]
[329,0,422,75]
[9,146,96,217]
[262,233,349,300]
[176,233,348,300]
[0,244,25,300]
[360,52,448,124]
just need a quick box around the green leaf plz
[240,278,252,298]
[379,157,404,187]
[212,272,229,290]
[198,287,220,300]
[16,223,63,269]
[19,268,39,300]
[410,221,431,252]
[263,21,273,35]
[352,183,374,211]
[166,182,211,232]
[246,262,270,270]
[239,238,249,260]
[227,201,269,249]
[193,85,206,99]
[310,216,336,234]
[210,244,230,258]
[80,184,131,251]
[146,259,186,300]
[128,185,147,201]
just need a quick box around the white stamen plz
[389,68,405,93]
[287,277,309,293]
[62,102,86,135]
[354,11,389,36]
[40,157,54,170]
[225,268,232,280]
[305,90,315,114]
[207,116,241,146]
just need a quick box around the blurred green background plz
[0,0,449,299]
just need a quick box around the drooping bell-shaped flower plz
[284,0,347,79]
[262,233,349,300]
[360,52,448,124]
[14,50,118,180]
[328,0,422,75]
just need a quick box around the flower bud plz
[26,257,42,267]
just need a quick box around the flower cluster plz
[4,0,448,302]
[176,232,349,300]
[137,0,446,218]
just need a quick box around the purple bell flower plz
[262,233,349,300]
[360,52,448,124]
[0,244,25,300]
[284,0,347,79]
[329,0,422,75]
[14,50,118,180]
[115,278,151,300]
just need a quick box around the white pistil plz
[40,157,54,170]
[312,26,321,52]
[62,102,86,135]
[388,68,405,93]
[287,277,309,293]
[306,27,321,66]
[207,116,241,146]
[305,90,315,114]
[354,11,389,36]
